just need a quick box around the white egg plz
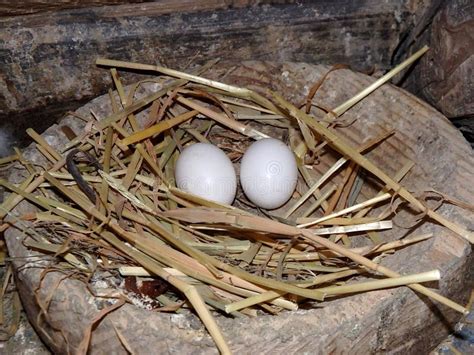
[240,138,298,209]
[175,143,237,205]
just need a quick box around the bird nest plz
[1,46,473,353]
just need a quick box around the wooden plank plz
[0,0,412,151]
[400,0,473,120]
[0,1,285,17]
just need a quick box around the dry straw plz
[0,46,472,354]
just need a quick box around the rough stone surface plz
[0,309,50,355]
[3,61,474,353]
[432,306,474,355]
[0,247,49,354]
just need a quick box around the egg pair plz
[174,138,298,209]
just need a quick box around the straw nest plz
[1,46,473,354]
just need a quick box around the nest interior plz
[3,60,474,354]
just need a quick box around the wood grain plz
[0,0,411,151]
